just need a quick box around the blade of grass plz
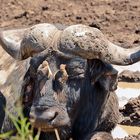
[7,112,22,135]
[0,130,14,139]
[34,128,41,140]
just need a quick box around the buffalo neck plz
[72,62,111,140]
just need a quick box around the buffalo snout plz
[29,105,70,132]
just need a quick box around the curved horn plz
[59,24,140,65]
[1,24,140,65]
[0,23,60,60]
[0,28,28,60]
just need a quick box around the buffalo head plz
[0,23,139,139]
[21,55,86,138]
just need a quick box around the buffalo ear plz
[89,60,118,85]
[105,67,118,76]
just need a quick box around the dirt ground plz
[0,0,140,48]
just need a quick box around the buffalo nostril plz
[30,108,58,123]
[46,110,58,122]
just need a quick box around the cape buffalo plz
[0,23,140,139]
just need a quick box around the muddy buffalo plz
[0,23,140,139]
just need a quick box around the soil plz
[120,96,140,126]
[0,0,140,49]
[118,70,140,82]
[115,133,140,140]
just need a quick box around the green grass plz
[0,106,40,140]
